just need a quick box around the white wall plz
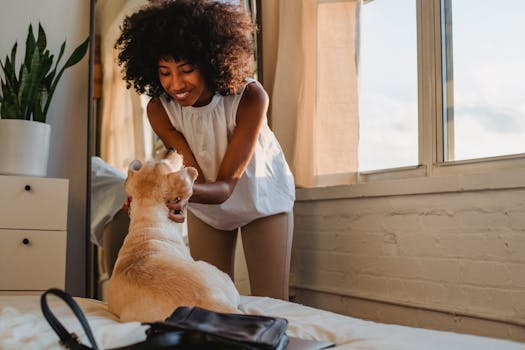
[0,0,90,295]
[291,183,525,342]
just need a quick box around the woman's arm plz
[147,82,268,204]
[191,81,268,204]
[147,98,205,182]
[149,98,228,205]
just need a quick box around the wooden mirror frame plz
[86,0,96,298]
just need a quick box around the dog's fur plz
[107,151,240,322]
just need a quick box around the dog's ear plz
[184,167,198,183]
[127,160,142,179]
[129,160,142,172]
[166,167,198,200]
[125,160,143,196]
[167,167,198,185]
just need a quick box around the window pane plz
[358,0,418,172]
[443,0,525,161]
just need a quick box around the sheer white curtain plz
[270,0,362,187]
[95,0,154,172]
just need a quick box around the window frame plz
[360,0,525,181]
[299,0,525,197]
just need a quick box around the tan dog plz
[107,150,241,322]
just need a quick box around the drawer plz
[0,229,66,290]
[0,175,68,230]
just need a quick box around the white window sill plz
[296,156,525,201]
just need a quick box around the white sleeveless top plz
[159,79,295,230]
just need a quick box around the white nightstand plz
[0,175,68,295]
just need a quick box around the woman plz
[116,0,295,300]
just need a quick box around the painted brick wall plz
[291,188,525,341]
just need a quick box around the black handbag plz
[40,288,289,349]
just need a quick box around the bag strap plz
[41,288,100,350]
[41,288,186,350]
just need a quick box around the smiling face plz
[158,57,213,107]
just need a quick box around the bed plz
[1,293,524,350]
[73,157,525,349]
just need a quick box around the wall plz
[0,0,90,295]
[291,180,525,342]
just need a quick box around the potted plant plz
[0,23,88,177]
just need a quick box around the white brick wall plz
[291,188,525,340]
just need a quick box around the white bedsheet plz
[0,294,523,350]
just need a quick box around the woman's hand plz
[122,196,188,222]
[167,197,188,223]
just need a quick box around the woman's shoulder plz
[237,79,268,109]
[148,95,183,117]
[146,97,164,118]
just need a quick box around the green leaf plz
[1,57,11,84]
[1,42,20,94]
[45,37,89,115]
[1,78,20,119]
[37,23,47,53]
[19,48,47,120]
[63,38,89,69]
[45,41,66,88]
[56,42,66,68]
[24,24,36,69]
[10,42,17,68]
[18,64,31,119]
[1,58,20,112]
[32,86,47,122]
[42,52,55,88]
[2,65,18,104]
[1,100,20,119]
[9,44,20,92]
[40,50,53,78]
[1,24,88,122]
[18,64,24,87]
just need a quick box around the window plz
[351,0,525,178]
[441,0,525,162]
[358,0,418,172]
[273,0,525,189]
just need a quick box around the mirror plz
[88,0,262,300]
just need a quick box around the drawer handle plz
[24,185,31,191]
[22,238,30,245]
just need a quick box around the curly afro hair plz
[115,0,256,97]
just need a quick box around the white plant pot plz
[0,119,51,177]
